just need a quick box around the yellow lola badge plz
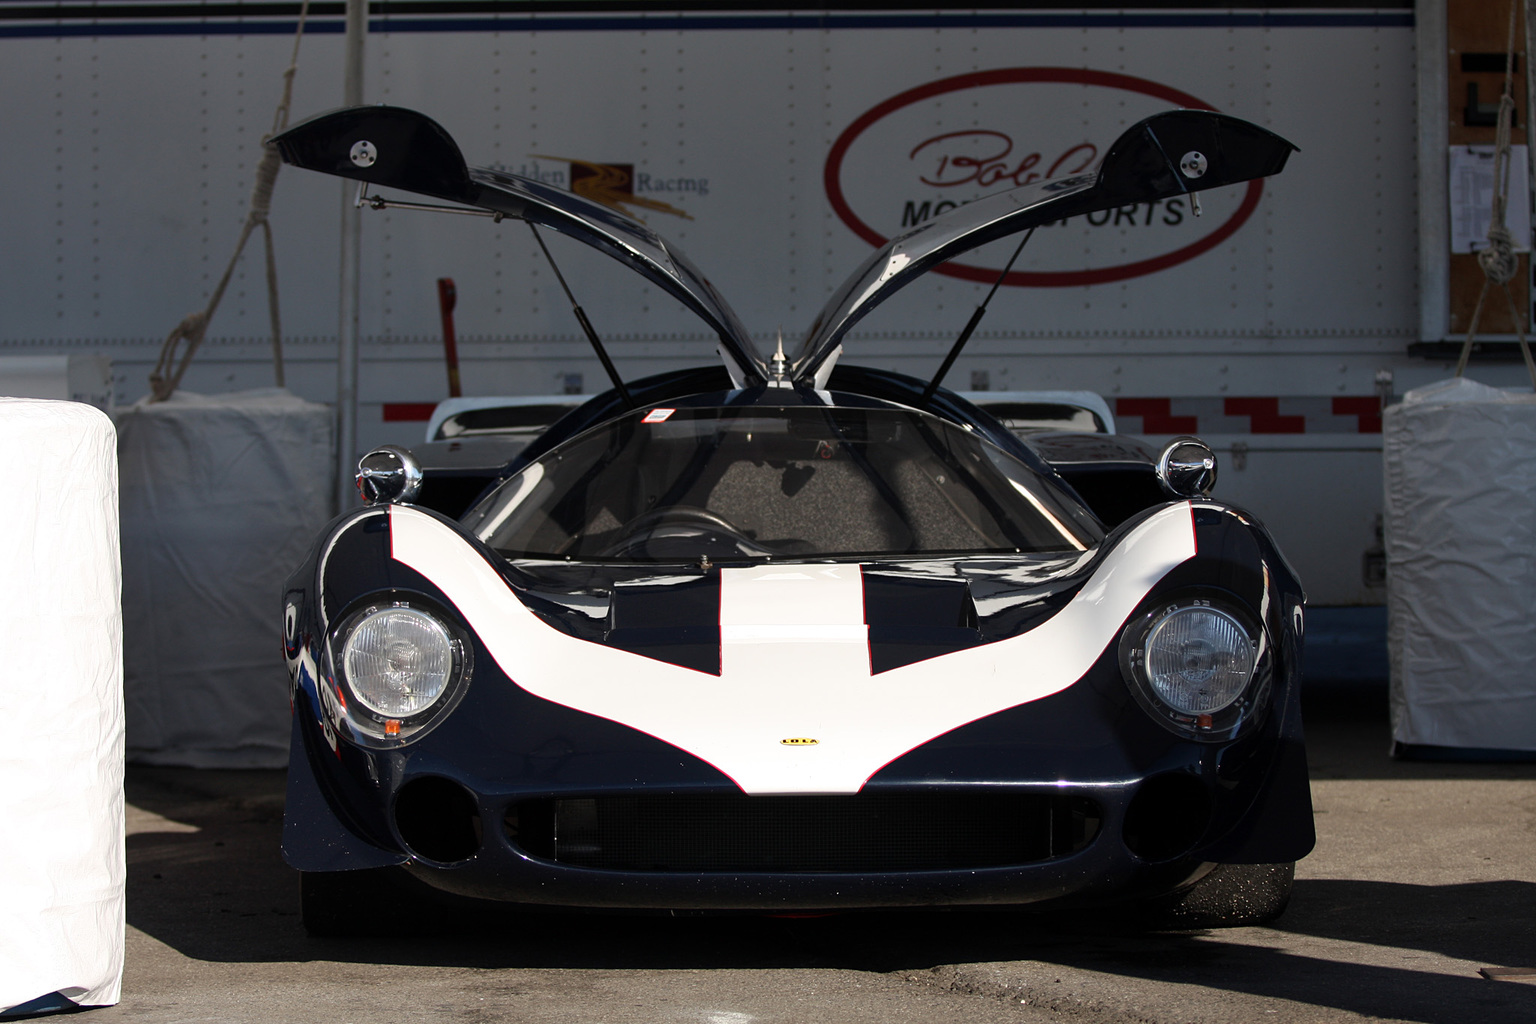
[780,738,819,746]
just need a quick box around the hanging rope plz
[149,1,311,402]
[1456,0,1536,387]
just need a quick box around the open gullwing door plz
[793,110,1297,388]
[271,105,766,387]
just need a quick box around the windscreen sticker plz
[642,408,676,424]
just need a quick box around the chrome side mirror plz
[356,445,423,504]
[1156,437,1217,498]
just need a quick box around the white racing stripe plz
[718,564,870,791]
[387,504,1197,794]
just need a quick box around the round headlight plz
[341,606,456,717]
[1143,605,1256,714]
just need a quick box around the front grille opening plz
[1121,772,1213,862]
[505,792,1101,873]
[395,776,482,863]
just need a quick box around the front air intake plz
[394,776,482,863]
[1121,772,1213,862]
[506,792,1100,873]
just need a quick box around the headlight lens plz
[341,605,456,717]
[1142,605,1256,714]
[1120,596,1268,741]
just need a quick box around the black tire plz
[1139,862,1295,929]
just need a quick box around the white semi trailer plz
[0,2,1508,640]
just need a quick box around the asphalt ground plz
[93,683,1535,1024]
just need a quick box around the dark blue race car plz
[273,105,1312,935]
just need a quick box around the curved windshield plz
[463,405,1101,561]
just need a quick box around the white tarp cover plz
[118,388,333,767]
[0,398,124,1013]
[1384,377,1536,751]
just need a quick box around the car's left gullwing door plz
[271,105,765,386]
[795,109,1297,386]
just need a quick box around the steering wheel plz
[600,505,765,558]
[613,505,742,537]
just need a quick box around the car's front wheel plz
[1140,861,1295,929]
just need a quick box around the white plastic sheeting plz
[0,398,124,1014]
[1384,377,1536,752]
[118,388,333,767]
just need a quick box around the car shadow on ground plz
[125,677,1536,1024]
[125,759,1536,1024]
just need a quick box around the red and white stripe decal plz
[1116,396,1382,434]
[387,502,1198,795]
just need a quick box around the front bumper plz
[281,659,1313,911]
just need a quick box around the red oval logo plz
[823,68,1265,288]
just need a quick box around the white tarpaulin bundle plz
[0,398,123,1015]
[1384,377,1536,752]
[118,388,333,767]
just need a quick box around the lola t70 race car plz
[273,104,1312,934]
